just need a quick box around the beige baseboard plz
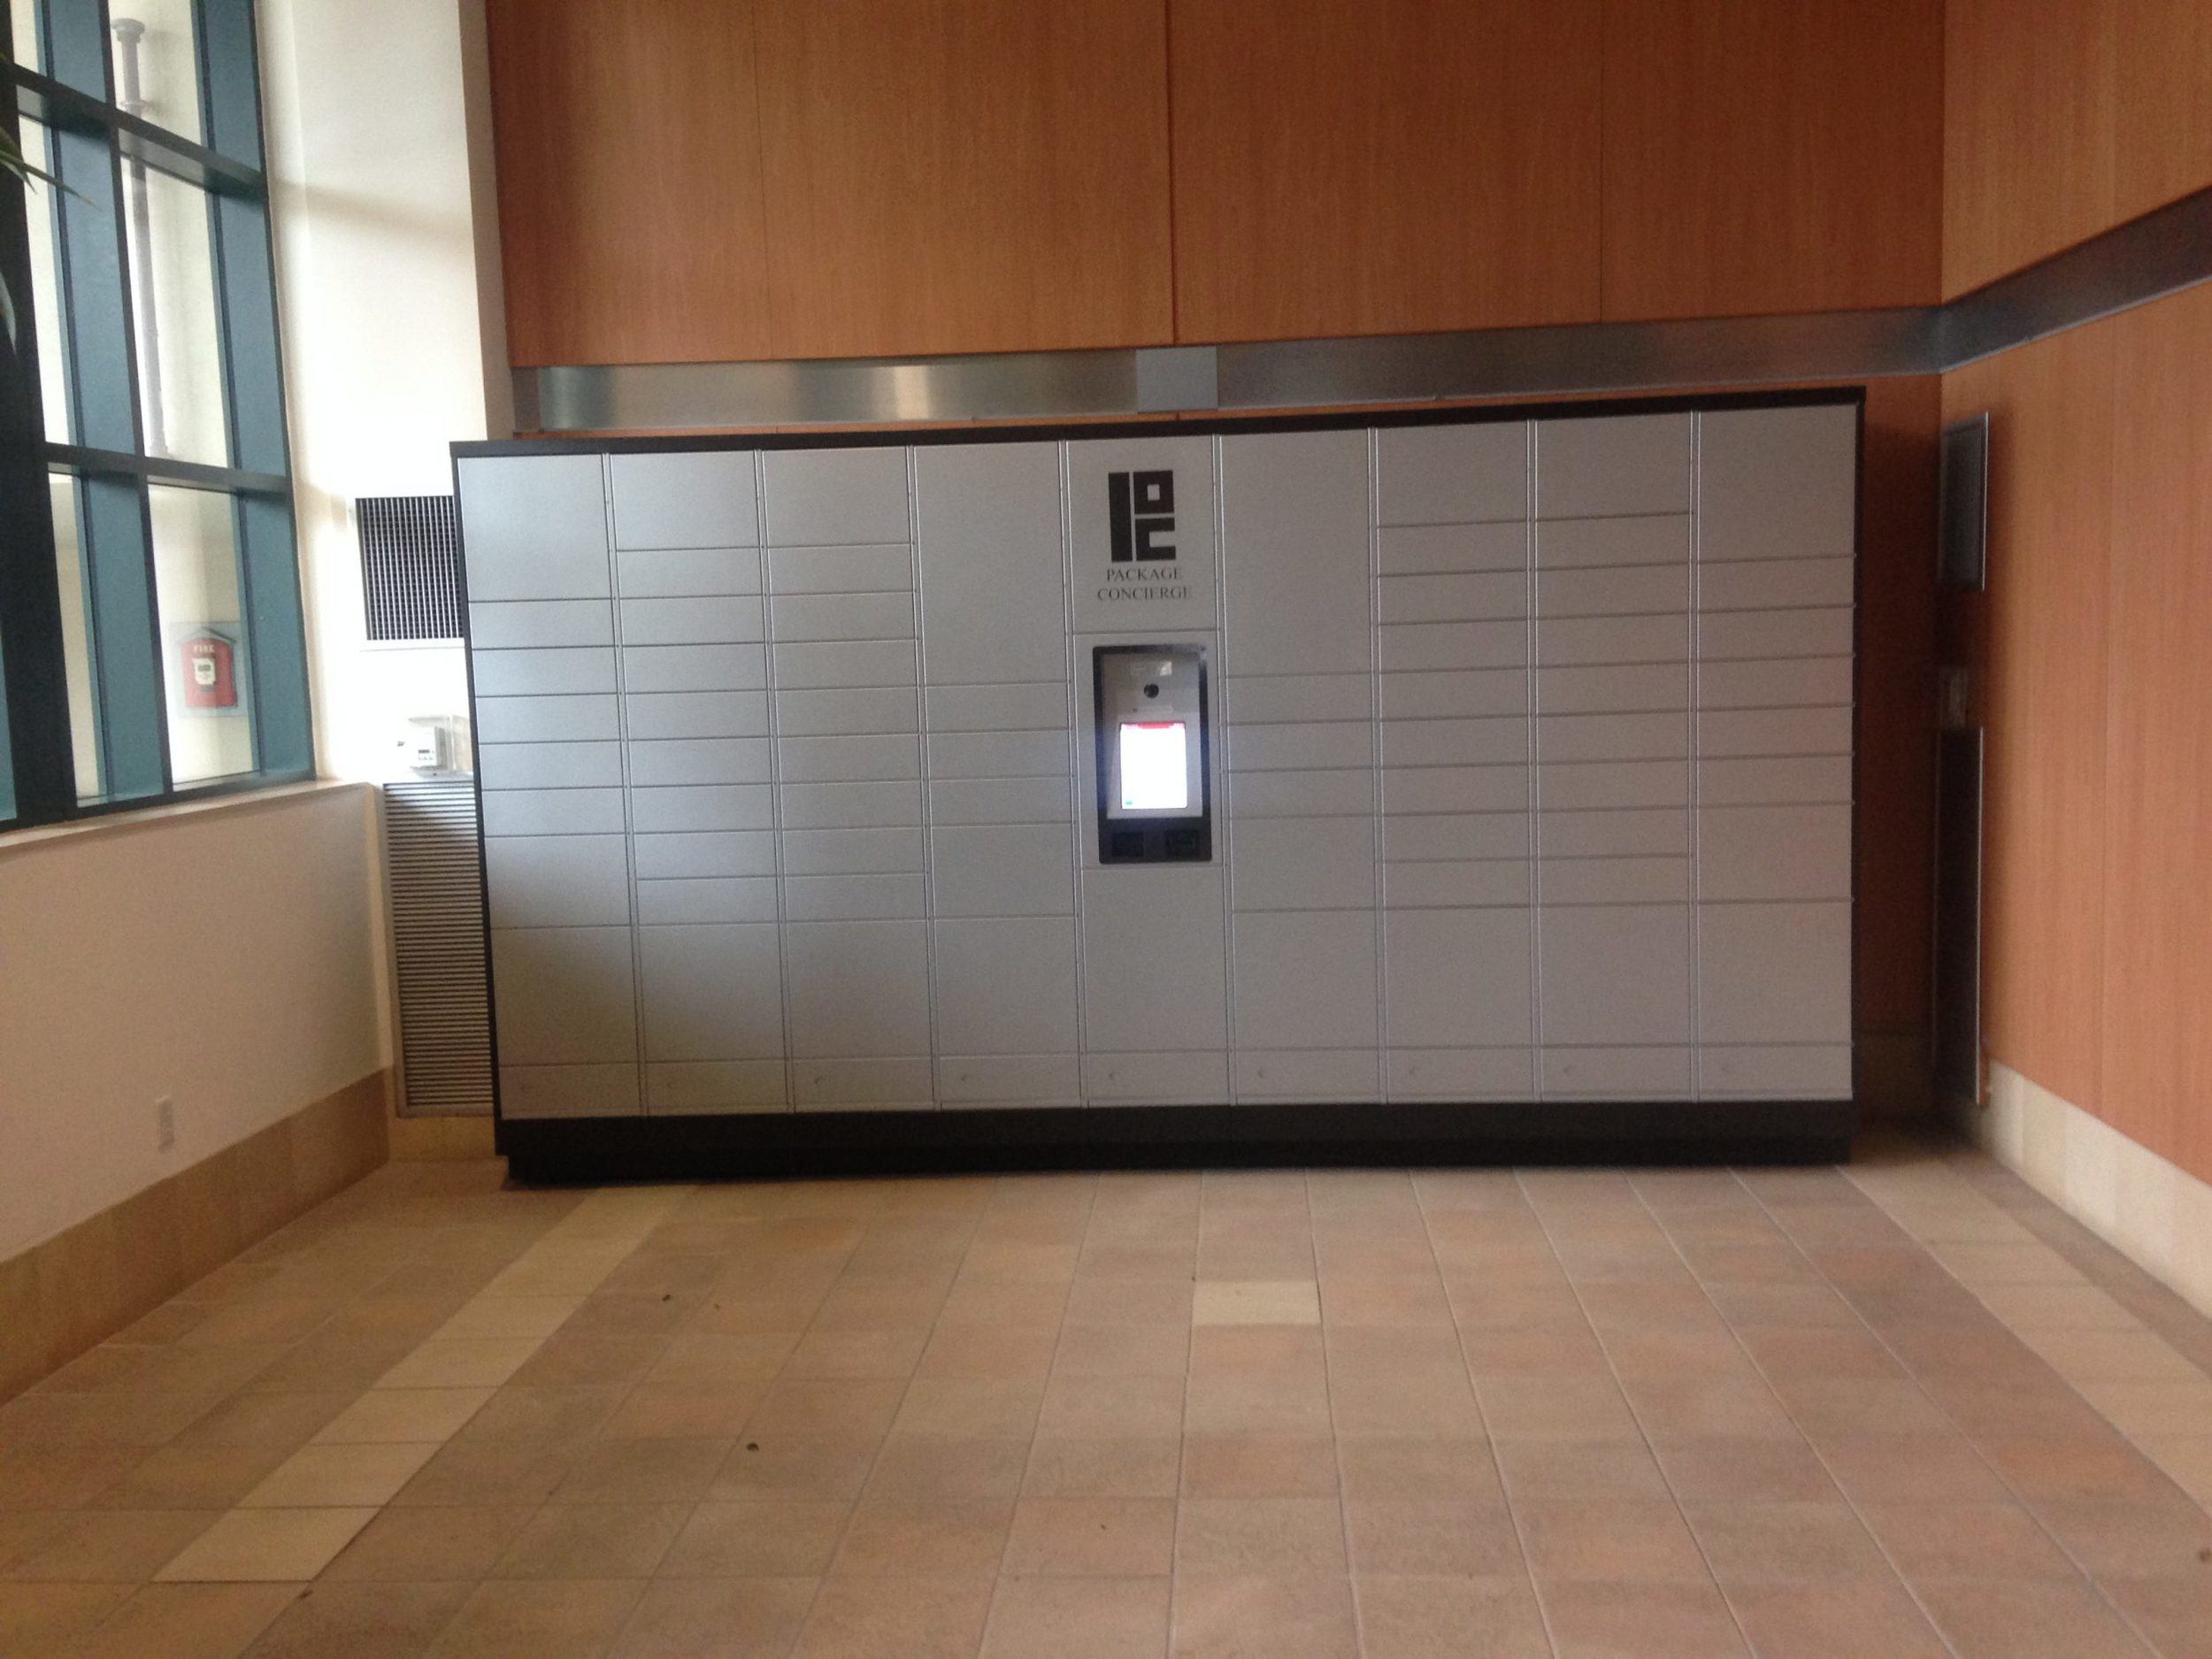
[1962,1062,2212,1323]
[388,1110,497,1161]
[0,1069,393,1402]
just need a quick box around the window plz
[1,0,310,830]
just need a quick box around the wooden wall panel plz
[1944,327,2114,1113]
[1601,0,1943,319]
[1167,0,1602,343]
[1854,379,1941,1097]
[486,0,772,367]
[753,0,1172,360]
[2113,0,2212,227]
[1942,0,2116,297]
[2099,287,2212,1179]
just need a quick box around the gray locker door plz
[458,454,611,602]
[610,450,760,551]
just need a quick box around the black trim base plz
[497,1100,1859,1186]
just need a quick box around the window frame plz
[1,0,311,832]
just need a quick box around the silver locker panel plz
[1230,816,1378,911]
[1378,572,1527,625]
[932,916,1079,1055]
[1221,428,1373,676]
[618,595,765,647]
[928,730,1071,780]
[649,1061,787,1115]
[628,785,775,833]
[611,450,760,551]
[632,831,778,879]
[1080,866,1229,1053]
[627,738,773,787]
[1536,613,1692,668]
[1698,902,1851,1047]
[1697,657,1852,710]
[484,835,632,929]
[615,546,764,599]
[1699,804,1852,902]
[1698,404,1857,565]
[1697,607,1852,662]
[1385,908,1533,1048]
[1231,769,1377,818]
[1539,712,1692,764]
[772,640,918,690]
[917,442,1068,686]
[638,924,786,1061]
[1378,522,1528,576]
[1377,669,1527,721]
[1229,722,1375,772]
[474,695,620,745]
[781,827,926,877]
[1699,558,1854,613]
[623,643,769,695]
[783,921,933,1057]
[926,682,1069,733]
[471,648,618,697]
[1380,716,1528,769]
[1700,1045,1852,1099]
[793,1059,935,1110]
[1232,910,1379,1052]
[1382,766,1529,815]
[782,875,928,922]
[1228,673,1374,725]
[1538,904,1691,1048]
[1386,1048,1534,1101]
[1236,1050,1380,1102]
[1542,1048,1694,1098]
[1382,860,1531,909]
[1696,757,1852,807]
[1536,664,1689,716]
[1699,707,1852,757]
[1379,620,1527,673]
[771,592,918,644]
[469,601,613,650]
[1538,563,1691,619]
[457,454,611,602]
[481,788,627,838]
[1537,760,1688,810]
[779,780,925,830]
[778,687,922,737]
[635,878,779,926]
[491,926,638,1064]
[623,691,772,741]
[1376,420,1528,526]
[937,1054,1081,1106]
[501,1064,641,1120]
[1540,809,1690,860]
[763,447,912,547]
[1535,413,1693,519]
[1065,434,1219,634]
[476,741,623,791]
[930,776,1073,826]
[1384,812,1529,863]
[1536,514,1691,570]
[1083,1051,1230,1104]
[776,733,921,784]
[933,824,1075,917]
[1540,857,1689,906]
[769,543,915,595]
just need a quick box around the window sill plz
[0,777,373,859]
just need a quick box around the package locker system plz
[455,392,1860,1178]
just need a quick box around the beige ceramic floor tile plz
[982,1574,1170,1659]
[242,1440,442,1507]
[73,1582,300,1659]
[1191,1281,1323,1327]
[311,1387,494,1445]
[156,1507,378,1582]
[377,1339,541,1391]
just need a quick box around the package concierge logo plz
[1102,468,1190,604]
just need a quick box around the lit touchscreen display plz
[1118,720,1189,810]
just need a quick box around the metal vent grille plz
[382,780,495,1115]
[358,495,464,641]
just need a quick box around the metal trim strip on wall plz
[518,186,2212,434]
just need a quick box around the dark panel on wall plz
[486,0,772,366]
[1167,0,1602,342]
[753,0,1174,359]
[1601,0,1943,319]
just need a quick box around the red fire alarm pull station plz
[180,631,238,710]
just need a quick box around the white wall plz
[258,0,508,783]
[0,784,387,1260]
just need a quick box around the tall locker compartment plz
[463,453,639,1119]
[1532,415,1697,1099]
[918,443,1082,1108]
[1374,422,1536,1102]
[764,449,933,1110]
[1694,406,1856,1098]
[1220,430,1380,1102]
[1068,434,1230,1106]
[611,450,785,1116]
